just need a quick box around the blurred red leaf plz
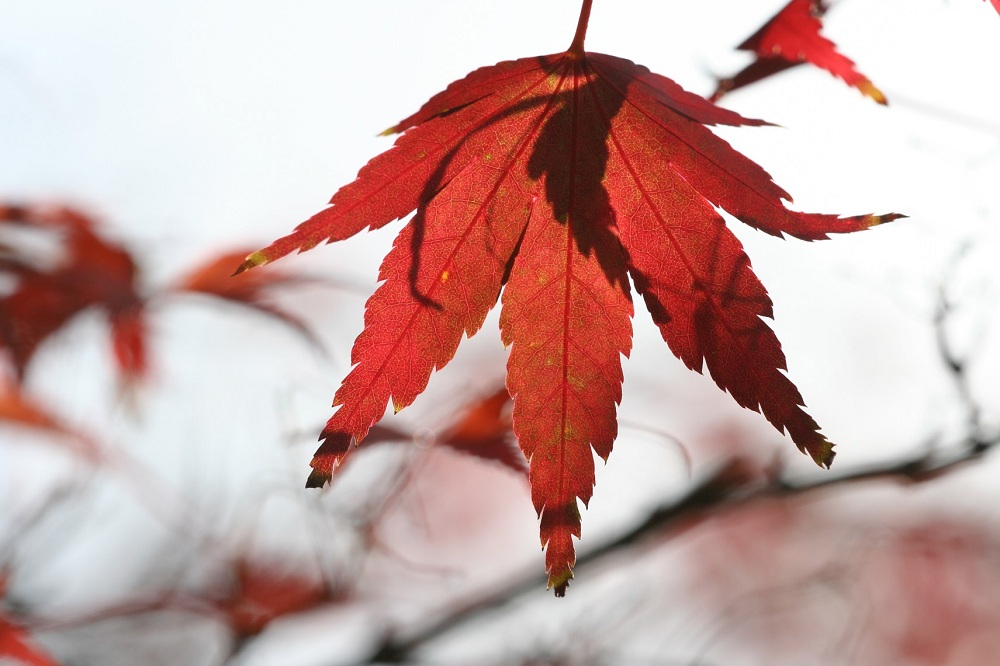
[865,521,1000,665]
[437,386,526,475]
[109,305,148,389]
[712,0,886,104]
[170,249,322,350]
[349,386,526,474]
[213,559,333,638]
[0,617,59,666]
[678,498,1000,664]
[0,378,99,459]
[0,379,69,437]
[0,204,146,385]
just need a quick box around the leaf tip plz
[869,212,907,228]
[810,438,836,469]
[378,125,400,137]
[307,436,349,488]
[305,468,331,489]
[858,79,888,106]
[234,251,269,275]
[548,569,573,597]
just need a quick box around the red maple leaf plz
[213,558,335,638]
[0,376,100,460]
[0,376,70,436]
[170,248,324,351]
[711,0,887,105]
[239,0,900,594]
[0,616,59,666]
[0,339,107,461]
[354,385,526,475]
[436,386,525,474]
[0,204,147,386]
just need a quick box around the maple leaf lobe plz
[305,466,331,489]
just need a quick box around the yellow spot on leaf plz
[235,251,269,274]
[548,568,574,597]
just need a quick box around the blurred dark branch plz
[24,595,215,632]
[933,246,996,448]
[365,431,997,663]
[360,276,1000,664]
[366,277,1000,662]
[16,428,991,665]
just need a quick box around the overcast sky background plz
[2,1,1000,663]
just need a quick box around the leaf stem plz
[567,0,593,57]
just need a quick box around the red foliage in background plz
[0,205,146,386]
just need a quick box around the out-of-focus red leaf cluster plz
[0,204,146,386]
[212,558,340,639]
[862,521,1000,665]
[679,495,1000,664]
[0,203,325,394]
[0,199,536,662]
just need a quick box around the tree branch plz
[365,433,997,663]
